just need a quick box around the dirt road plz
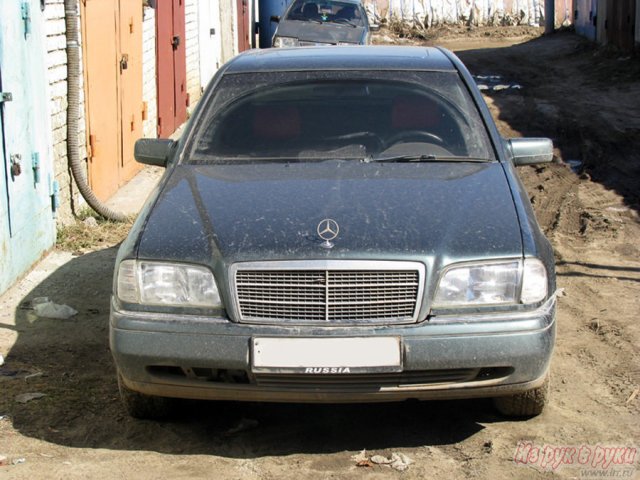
[1,29,638,479]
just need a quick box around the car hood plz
[275,20,366,44]
[137,161,522,267]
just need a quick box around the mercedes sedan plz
[110,46,557,419]
[271,0,375,47]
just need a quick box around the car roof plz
[296,0,363,5]
[224,46,457,74]
[283,0,364,14]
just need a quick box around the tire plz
[117,372,174,419]
[493,373,550,417]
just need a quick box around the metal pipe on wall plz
[64,0,127,222]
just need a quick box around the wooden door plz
[237,0,251,52]
[82,0,142,201]
[156,0,187,138]
[83,0,120,200]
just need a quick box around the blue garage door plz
[0,1,56,294]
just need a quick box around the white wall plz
[142,6,157,138]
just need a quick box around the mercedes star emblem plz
[317,218,339,249]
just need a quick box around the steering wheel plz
[384,130,445,148]
[326,131,384,153]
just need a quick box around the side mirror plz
[508,138,553,166]
[134,138,174,167]
[370,24,380,31]
[270,15,280,23]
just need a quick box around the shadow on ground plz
[453,32,640,214]
[1,246,505,458]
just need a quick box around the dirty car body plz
[272,0,373,46]
[110,46,556,418]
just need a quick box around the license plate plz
[251,337,402,374]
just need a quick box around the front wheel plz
[493,372,550,417]
[118,372,174,419]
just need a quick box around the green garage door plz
[0,1,56,294]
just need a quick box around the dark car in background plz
[110,46,557,420]
[271,0,375,46]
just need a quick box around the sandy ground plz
[1,28,639,479]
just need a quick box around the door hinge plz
[0,92,13,103]
[88,134,96,159]
[21,1,31,37]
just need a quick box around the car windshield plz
[188,71,495,163]
[285,0,366,27]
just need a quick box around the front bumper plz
[110,297,556,403]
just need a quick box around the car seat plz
[252,105,301,141]
[391,95,442,130]
[335,5,356,19]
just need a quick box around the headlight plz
[521,258,548,304]
[433,258,547,308]
[273,36,299,47]
[117,260,221,307]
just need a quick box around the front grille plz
[254,369,480,389]
[299,41,333,46]
[233,261,424,324]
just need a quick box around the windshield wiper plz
[189,156,358,165]
[365,154,493,163]
[292,16,322,23]
[327,18,358,27]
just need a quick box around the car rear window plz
[188,70,495,163]
[286,0,366,26]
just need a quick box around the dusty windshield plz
[285,0,366,27]
[189,71,495,163]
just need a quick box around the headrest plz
[336,5,356,17]
[252,105,301,140]
[391,95,442,130]
[302,2,318,16]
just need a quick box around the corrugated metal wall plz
[366,0,573,27]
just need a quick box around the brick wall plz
[142,6,157,138]
[219,0,237,63]
[185,0,202,111]
[45,0,87,225]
